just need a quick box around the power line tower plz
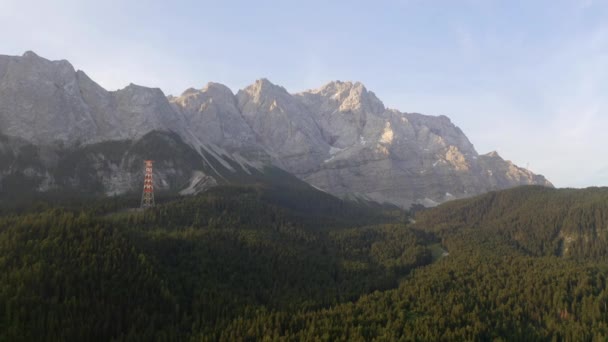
[140,160,155,209]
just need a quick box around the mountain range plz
[0,51,551,207]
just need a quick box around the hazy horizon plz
[2,0,607,188]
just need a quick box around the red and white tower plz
[140,160,155,209]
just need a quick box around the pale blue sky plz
[1,0,608,187]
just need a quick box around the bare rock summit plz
[0,51,552,207]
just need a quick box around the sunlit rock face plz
[234,78,329,173]
[0,51,98,145]
[0,52,552,207]
[170,82,264,158]
[289,82,550,208]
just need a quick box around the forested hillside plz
[0,184,430,341]
[215,186,608,340]
[3,185,608,340]
[416,186,608,259]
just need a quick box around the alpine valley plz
[4,51,608,342]
[0,51,551,207]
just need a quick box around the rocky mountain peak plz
[22,50,40,58]
[301,80,385,115]
[237,78,306,116]
[172,82,237,113]
[0,52,94,144]
[18,50,75,76]
[121,82,163,94]
[202,82,234,95]
[239,78,289,103]
[0,51,553,208]
[200,83,236,105]
[170,82,260,156]
[113,83,184,135]
[174,83,235,105]
[181,87,199,96]
[255,77,280,88]
[115,84,173,113]
[236,79,329,172]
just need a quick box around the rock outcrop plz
[289,82,550,207]
[235,79,329,172]
[0,51,189,145]
[170,83,260,155]
[0,52,552,207]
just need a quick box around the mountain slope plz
[415,185,608,258]
[236,78,330,173]
[0,51,551,207]
[0,184,428,340]
[3,185,608,340]
[0,130,281,203]
[296,82,552,206]
[0,51,190,145]
[173,79,552,207]
[169,82,267,160]
[215,185,608,341]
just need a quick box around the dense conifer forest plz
[2,185,608,340]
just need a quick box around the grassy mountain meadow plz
[2,184,608,340]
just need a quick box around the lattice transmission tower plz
[140,160,155,209]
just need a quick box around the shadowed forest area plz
[2,185,608,340]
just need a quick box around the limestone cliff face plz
[0,51,552,207]
[0,51,190,145]
[0,131,226,198]
[201,79,551,207]
[0,52,250,197]
[169,82,269,162]
[0,51,98,144]
[477,151,552,190]
[235,79,329,173]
